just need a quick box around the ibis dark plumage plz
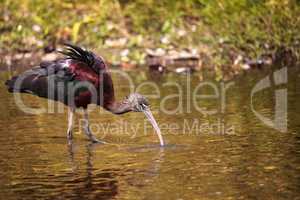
[5,44,164,146]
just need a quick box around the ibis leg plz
[83,110,106,144]
[67,108,75,142]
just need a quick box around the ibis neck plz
[99,71,132,114]
[105,100,132,115]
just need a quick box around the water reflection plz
[65,143,119,200]
[66,142,166,200]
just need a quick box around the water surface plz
[0,64,299,200]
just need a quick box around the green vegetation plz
[1,0,299,69]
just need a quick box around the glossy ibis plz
[5,44,164,146]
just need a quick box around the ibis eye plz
[140,103,148,110]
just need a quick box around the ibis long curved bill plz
[143,108,165,147]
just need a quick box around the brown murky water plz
[0,64,299,200]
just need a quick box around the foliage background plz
[1,0,299,67]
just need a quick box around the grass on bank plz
[1,0,299,71]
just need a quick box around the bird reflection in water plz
[66,143,119,199]
[67,143,165,199]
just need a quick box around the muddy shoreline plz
[1,46,298,80]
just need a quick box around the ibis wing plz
[5,44,109,108]
[6,60,87,104]
[60,43,106,74]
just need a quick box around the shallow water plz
[0,64,299,200]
